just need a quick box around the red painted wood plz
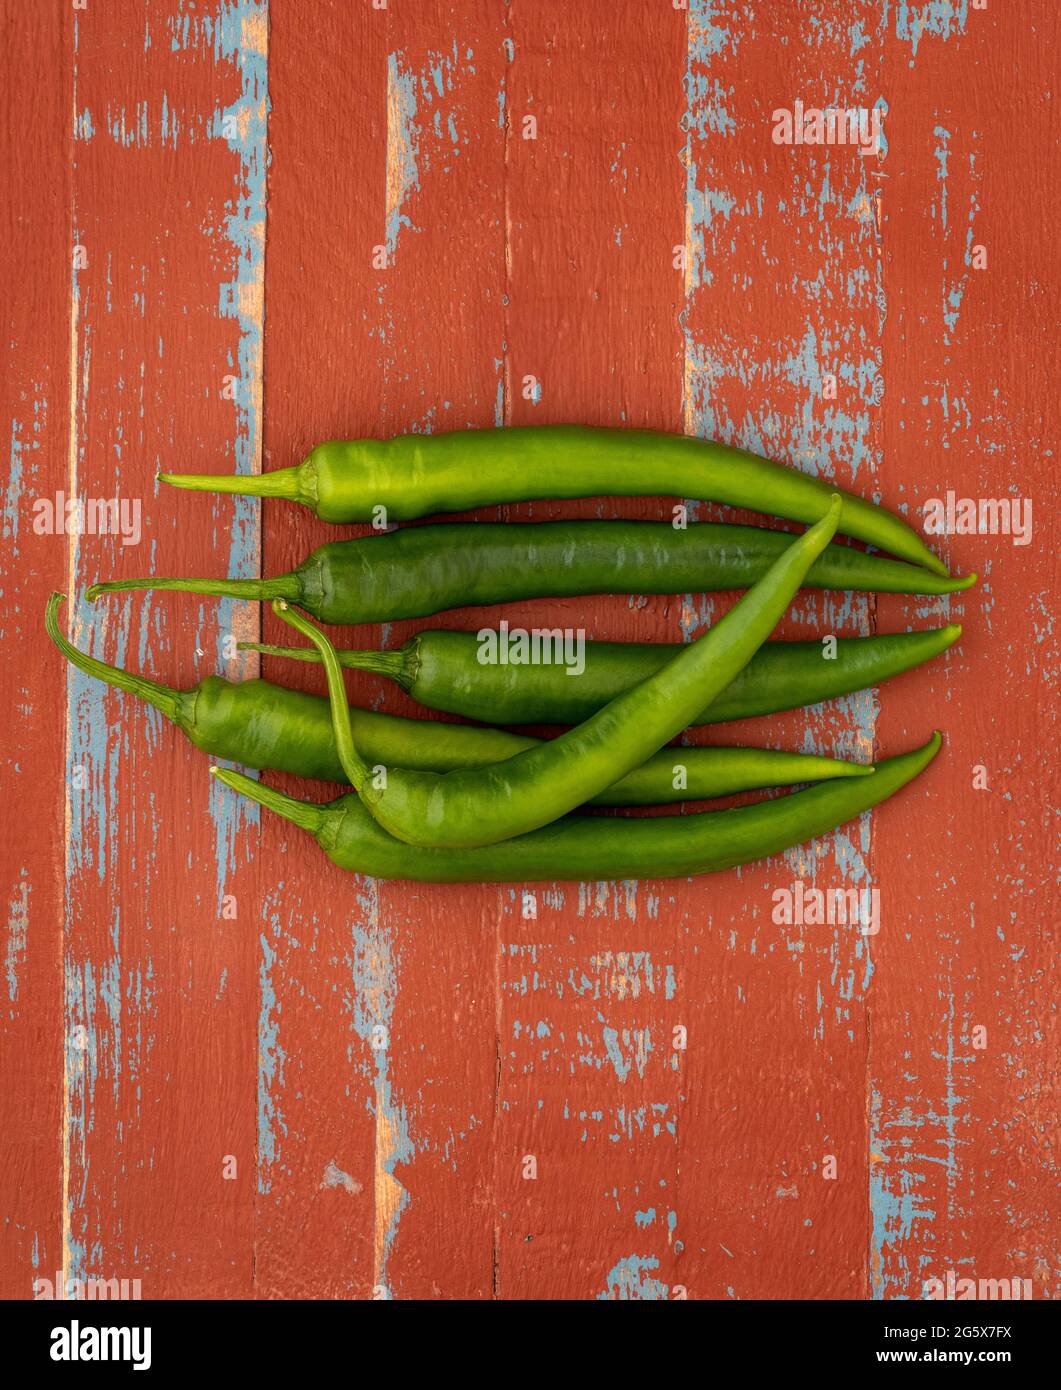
[250,0,384,1299]
[54,0,264,1297]
[0,0,70,1299]
[1,0,1055,1304]
[493,0,687,1300]
[671,1,887,1303]
[362,1,511,1300]
[872,2,1058,1301]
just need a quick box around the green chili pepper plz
[265,500,845,849]
[210,732,942,883]
[45,594,871,803]
[158,424,948,574]
[84,518,975,622]
[245,623,962,728]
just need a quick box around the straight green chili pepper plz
[210,732,942,883]
[84,518,975,621]
[265,499,844,849]
[45,594,870,803]
[158,424,949,574]
[245,623,962,728]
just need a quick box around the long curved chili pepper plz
[44,594,871,804]
[158,424,948,574]
[84,517,975,622]
[210,732,942,883]
[266,499,844,849]
[244,623,963,728]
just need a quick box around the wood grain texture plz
[0,0,1055,1302]
[871,0,1058,1301]
[48,0,266,1298]
[0,0,70,1299]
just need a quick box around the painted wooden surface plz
[1,0,1056,1301]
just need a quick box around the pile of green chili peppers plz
[50,425,971,884]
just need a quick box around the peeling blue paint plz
[62,0,269,1292]
[5,420,25,556]
[933,125,950,230]
[386,54,419,256]
[385,40,478,261]
[870,1086,938,1298]
[597,1253,668,1300]
[350,913,413,1286]
[894,0,970,62]
[213,0,269,697]
[258,913,287,1192]
[5,872,29,1005]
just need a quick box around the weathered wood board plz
[1,0,1055,1301]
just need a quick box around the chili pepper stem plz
[209,766,328,834]
[44,592,183,723]
[86,575,301,603]
[159,464,315,508]
[237,641,406,681]
[270,598,372,791]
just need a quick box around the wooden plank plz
[667,0,886,1301]
[254,0,509,1298]
[61,0,266,1297]
[366,0,510,1300]
[871,1,1058,1302]
[494,0,689,1299]
[0,0,70,1299]
[249,0,384,1298]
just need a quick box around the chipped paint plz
[931,126,981,344]
[9,0,1052,1305]
[62,6,87,1295]
[4,399,47,559]
[893,0,970,61]
[870,1085,938,1298]
[597,1253,668,1301]
[60,0,269,1301]
[350,913,412,1295]
[385,41,476,260]
[212,1,268,687]
[5,873,29,1006]
[683,3,883,1065]
[257,912,286,1193]
[385,56,419,258]
[321,1160,362,1196]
